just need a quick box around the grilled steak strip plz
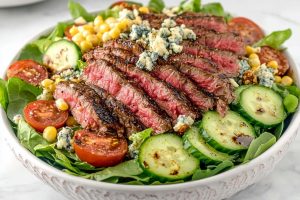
[89,47,199,121]
[82,59,172,133]
[54,81,124,135]
[90,86,145,137]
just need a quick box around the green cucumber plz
[183,127,235,164]
[238,85,286,127]
[232,85,251,105]
[139,134,199,181]
[201,111,256,153]
[43,39,81,72]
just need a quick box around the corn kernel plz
[105,17,116,24]
[55,78,65,84]
[108,22,117,29]
[109,27,121,39]
[275,76,282,83]
[72,33,84,44]
[248,53,261,69]
[41,79,54,88]
[82,24,94,32]
[81,30,93,38]
[69,26,79,36]
[43,126,57,143]
[98,23,110,33]
[66,116,78,127]
[55,98,69,111]
[94,15,104,26]
[281,76,293,86]
[267,60,279,69]
[102,32,111,42]
[139,6,150,14]
[80,41,93,52]
[96,32,103,40]
[74,16,87,25]
[86,34,99,46]
[117,19,130,31]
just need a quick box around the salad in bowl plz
[1,0,299,187]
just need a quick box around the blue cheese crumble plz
[256,64,275,88]
[56,127,74,152]
[173,115,194,132]
[131,18,196,71]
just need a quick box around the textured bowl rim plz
[1,22,300,192]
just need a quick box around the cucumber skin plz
[183,133,234,165]
[232,85,251,105]
[138,134,199,182]
[237,87,287,128]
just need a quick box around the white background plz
[0,0,300,199]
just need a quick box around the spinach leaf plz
[18,44,43,63]
[68,0,95,21]
[77,60,87,70]
[0,79,8,110]
[179,0,201,13]
[98,9,120,19]
[201,3,224,16]
[192,160,234,180]
[32,37,53,54]
[286,85,300,98]
[48,22,72,40]
[254,29,292,50]
[17,119,49,153]
[148,0,165,13]
[244,132,276,162]
[274,122,284,140]
[7,78,42,121]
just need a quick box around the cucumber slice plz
[139,134,199,181]
[183,127,235,164]
[238,85,286,127]
[201,111,256,153]
[232,85,251,105]
[43,39,81,72]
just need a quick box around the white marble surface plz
[0,0,300,199]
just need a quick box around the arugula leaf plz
[17,119,49,153]
[254,29,292,50]
[244,132,276,162]
[179,0,201,13]
[18,44,43,63]
[192,160,234,180]
[6,78,42,121]
[68,0,95,21]
[148,0,165,13]
[0,79,8,110]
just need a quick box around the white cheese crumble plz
[173,115,195,132]
[56,127,74,152]
[13,114,23,124]
[256,64,275,88]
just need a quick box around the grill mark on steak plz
[54,81,124,135]
[103,39,143,56]
[90,86,145,137]
[89,47,199,121]
[82,59,172,133]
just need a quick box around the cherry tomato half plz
[259,46,290,76]
[7,60,48,86]
[228,17,264,45]
[24,100,69,132]
[74,130,128,167]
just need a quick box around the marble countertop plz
[0,0,299,199]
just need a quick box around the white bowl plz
[0,0,45,7]
[1,25,299,200]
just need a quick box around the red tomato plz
[74,130,128,167]
[24,100,69,132]
[7,60,48,86]
[228,17,264,45]
[259,46,290,76]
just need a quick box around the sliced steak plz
[90,86,145,137]
[182,45,240,77]
[90,48,199,121]
[82,59,172,133]
[102,39,143,57]
[54,81,124,135]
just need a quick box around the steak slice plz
[90,86,145,137]
[102,39,143,57]
[91,48,199,121]
[82,59,172,133]
[182,45,240,77]
[54,81,124,135]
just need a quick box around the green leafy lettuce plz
[18,44,44,63]
[148,0,165,13]
[254,29,292,50]
[0,79,8,110]
[68,0,95,21]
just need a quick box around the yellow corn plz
[281,76,293,86]
[86,34,99,46]
[69,26,79,36]
[55,78,65,84]
[267,60,279,69]
[108,22,117,29]
[98,23,110,33]
[66,116,78,127]
[82,24,94,32]
[245,45,261,55]
[55,98,69,111]
[274,76,282,83]
[117,19,130,31]
[248,53,261,69]
[80,41,93,52]
[105,17,116,24]
[139,6,150,14]
[72,33,84,44]
[81,30,92,38]
[109,27,121,39]
[94,15,104,26]
[96,32,103,41]
[102,32,111,42]
[41,79,54,88]
[43,126,57,143]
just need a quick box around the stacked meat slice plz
[54,12,246,136]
